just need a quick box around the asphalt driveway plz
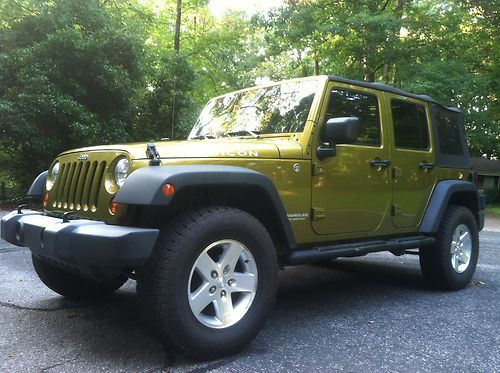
[0,211,499,372]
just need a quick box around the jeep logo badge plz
[78,154,88,161]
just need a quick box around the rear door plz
[387,96,437,228]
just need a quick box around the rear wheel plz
[419,205,479,290]
[32,256,127,299]
[137,206,278,360]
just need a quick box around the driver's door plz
[311,83,391,236]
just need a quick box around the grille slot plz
[52,159,107,212]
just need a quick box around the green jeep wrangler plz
[1,75,485,360]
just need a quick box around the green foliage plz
[258,0,498,158]
[133,51,195,141]
[0,0,497,192]
[0,0,196,189]
[485,189,500,205]
[0,0,142,186]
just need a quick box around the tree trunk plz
[382,63,389,82]
[297,50,308,77]
[363,51,375,82]
[313,52,320,75]
[364,70,375,82]
[174,0,182,52]
[363,2,378,82]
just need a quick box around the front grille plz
[51,160,107,212]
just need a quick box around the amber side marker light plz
[162,183,175,197]
[110,200,121,215]
[43,193,49,207]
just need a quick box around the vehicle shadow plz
[16,256,431,370]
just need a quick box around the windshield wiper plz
[225,130,261,139]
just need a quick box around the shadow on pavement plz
[10,256,431,369]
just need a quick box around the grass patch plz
[487,204,500,216]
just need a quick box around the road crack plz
[186,356,238,373]
[0,301,96,312]
[40,356,80,372]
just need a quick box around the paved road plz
[0,211,499,372]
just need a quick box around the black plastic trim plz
[0,210,159,267]
[420,180,482,233]
[115,165,297,248]
[282,236,435,265]
[327,75,458,110]
[27,171,48,197]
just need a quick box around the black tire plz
[419,205,479,290]
[32,256,127,299]
[137,206,278,361]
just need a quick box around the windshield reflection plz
[189,79,319,139]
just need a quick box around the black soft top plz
[328,75,460,113]
[328,75,470,169]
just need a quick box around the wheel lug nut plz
[211,270,218,279]
[228,279,235,286]
[223,265,230,275]
[220,290,226,297]
[209,286,216,294]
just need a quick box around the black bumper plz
[1,210,159,267]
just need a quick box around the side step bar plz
[282,236,435,265]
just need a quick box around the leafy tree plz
[133,51,195,141]
[0,0,143,185]
[0,0,198,190]
[258,0,498,158]
[0,0,497,195]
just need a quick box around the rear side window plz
[326,89,381,146]
[391,100,429,150]
[435,111,464,156]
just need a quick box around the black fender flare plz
[114,165,297,249]
[420,180,483,233]
[27,171,48,197]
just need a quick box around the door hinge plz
[312,163,326,176]
[311,207,326,221]
[392,167,402,179]
[391,205,402,216]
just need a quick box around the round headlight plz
[51,161,60,181]
[114,158,129,188]
[46,161,60,191]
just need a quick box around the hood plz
[59,137,304,160]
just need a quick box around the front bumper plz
[1,210,159,267]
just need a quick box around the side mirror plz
[317,117,359,160]
[321,117,359,144]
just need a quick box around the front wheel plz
[419,205,479,290]
[32,256,127,299]
[137,207,278,360]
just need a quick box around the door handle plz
[419,162,435,170]
[370,158,391,168]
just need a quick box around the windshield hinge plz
[146,143,161,166]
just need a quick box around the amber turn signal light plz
[43,193,48,206]
[162,183,175,197]
[110,200,120,215]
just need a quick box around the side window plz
[325,89,381,146]
[391,100,430,150]
[435,110,464,156]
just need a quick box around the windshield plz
[188,79,319,139]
